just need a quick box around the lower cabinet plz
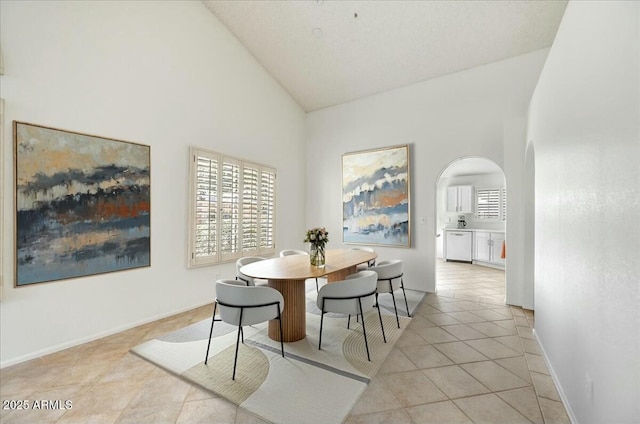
[473,231,505,268]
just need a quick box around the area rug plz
[131,284,423,424]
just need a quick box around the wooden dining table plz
[240,248,377,342]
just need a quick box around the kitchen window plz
[475,186,507,221]
[188,147,276,267]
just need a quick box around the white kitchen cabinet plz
[473,231,505,268]
[474,231,491,262]
[447,185,473,213]
[445,230,473,262]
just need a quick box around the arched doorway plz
[434,157,507,300]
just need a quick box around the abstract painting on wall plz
[342,144,410,247]
[14,122,150,286]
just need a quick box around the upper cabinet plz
[447,185,473,213]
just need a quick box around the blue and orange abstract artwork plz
[14,122,150,286]
[342,145,410,247]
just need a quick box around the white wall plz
[528,2,639,423]
[503,116,529,308]
[0,1,306,367]
[523,141,536,310]
[306,49,548,293]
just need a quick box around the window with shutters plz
[501,187,507,221]
[188,147,276,267]
[260,170,276,250]
[475,186,507,221]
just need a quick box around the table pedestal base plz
[325,265,357,284]
[268,279,306,342]
[267,265,359,342]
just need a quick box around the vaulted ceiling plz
[204,0,568,112]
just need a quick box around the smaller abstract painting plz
[342,145,410,247]
[14,122,150,286]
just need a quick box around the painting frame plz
[14,121,151,287]
[0,99,4,299]
[342,144,411,248]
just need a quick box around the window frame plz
[474,186,507,221]
[188,147,276,268]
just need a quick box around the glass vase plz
[309,244,325,268]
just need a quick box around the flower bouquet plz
[304,227,329,268]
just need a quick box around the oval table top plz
[240,248,377,281]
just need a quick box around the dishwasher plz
[445,230,473,262]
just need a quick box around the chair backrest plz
[350,246,376,266]
[279,249,308,257]
[236,256,265,285]
[370,260,403,291]
[350,246,374,253]
[215,280,284,326]
[316,270,377,315]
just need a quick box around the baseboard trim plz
[472,260,505,270]
[0,301,213,369]
[532,328,578,424]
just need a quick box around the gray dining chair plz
[316,270,386,361]
[204,280,285,380]
[279,249,309,257]
[236,256,267,286]
[369,259,410,328]
[350,246,376,271]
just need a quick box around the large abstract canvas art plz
[342,145,410,247]
[14,122,150,286]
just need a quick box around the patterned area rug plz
[131,284,423,424]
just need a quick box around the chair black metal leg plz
[277,305,285,357]
[358,298,371,361]
[204,302,218,364]
[232,327,241,380]
[390,290,400,329]
[315,278,319,292]
[236,276,250,286]
[401,277,411,317]
[347,314,351,329]
[318,304,325,350]
[213,294,287,381]
[232,308,244,380]
[376,300,387,343]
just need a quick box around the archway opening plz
[434,157,507,300]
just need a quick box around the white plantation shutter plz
[475,186,507,221]
[475,188,500,219]
[220,158,241,260]
[189,147,276,267]
[260,168,276,252]
[192,151,219,266]
[242,165,259,252]
[501,187,507,221]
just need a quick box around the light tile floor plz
[345,261,570,424]
[0,261,570,423]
